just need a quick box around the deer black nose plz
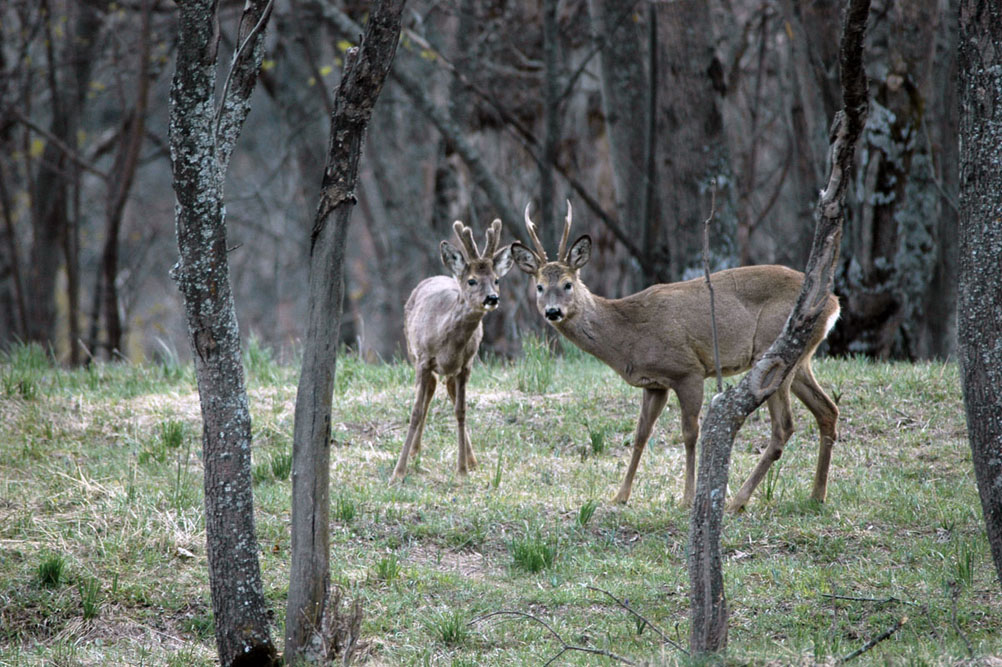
[545,307,563,321]
[484,294,499,307]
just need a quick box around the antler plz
[522,203,549,260]
[483,219,502,257]
[557,199,573,262]
[453,220,479,260]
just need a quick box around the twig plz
[821,593,912,606]
[839,616,907,663]
[586,586,688,655]
[701,179,723,394]
[213,0,274,151]
[10,108,109,179]
[469,610,636,665]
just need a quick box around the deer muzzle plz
[483,294,499,309]
[545,307,563,322]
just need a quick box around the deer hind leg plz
[612,388,668,504]
[390,369,437,483]
[449,368,477,474]
[727,375,795,512]
[792,360,839,503]
[674,377,704,508]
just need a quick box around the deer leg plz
[727,376,795,512]
[390,369,436,483]
[674,377,705,508]
[446,375,477,470]
[452,368,477,474]
[792,361,839,503]
[611,388,668,504]
[411,372,437,459]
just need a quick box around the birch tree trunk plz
[284,0,405,660]
[958,0,1002,590]
[168,0,277,663]
[687,0,870,654]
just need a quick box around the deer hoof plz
[389,471,406,485]
[725,499,747,514]
[610,492,630,505]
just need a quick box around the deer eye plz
[467,278,477,286]
[494,278,499,285]
[564,282,572,291]
[536,284,544,294]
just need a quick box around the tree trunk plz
[652,0,732,281]
[688,0,870,654]
[100,0,152,358]
[26,1,104,352]
[587,0,654,289]
[958,0,1002,590]
[168,0,277,664]
[284,0,404,661]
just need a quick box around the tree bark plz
[687,0,870,654]
[958,0,1002,590]
[652,0,732,281]
[168,0,277,664]
[587,0,653,289]
[284,0,404,661]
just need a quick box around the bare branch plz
[9,108,109,180]
[470,610,636,665]
[839,617,907,663]
[586,586,688,655]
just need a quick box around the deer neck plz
[553,289,625,366]
[445,295,486,337]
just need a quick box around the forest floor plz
[0,340,999,665]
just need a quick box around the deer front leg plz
[674,377,705,508]
[390,369,436,484]
[447,374,477,470]
[727,377,795,512]
[612,388,668,504]
[450,368,477,474]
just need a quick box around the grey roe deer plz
[510,202,839,511]
[390,219,513,483]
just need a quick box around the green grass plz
[0,343,998,664]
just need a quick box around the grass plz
[0,342,999,665]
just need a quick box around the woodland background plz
[0,0,956,363]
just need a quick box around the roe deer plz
[390,219,513,483]
[510,201,839,511]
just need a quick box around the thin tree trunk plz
[284,0,404,661]
[100,0,152,358]
[26,0,104,352]
[687,0,870,654]
[169,0,277,664]
[539,0,560,247]
[958,0,1002,590]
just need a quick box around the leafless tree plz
[284,0,405,660]
[168,0,277,663]
[687,0,870,653]
[958,0,1002,591]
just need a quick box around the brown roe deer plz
[510,201,839,511]
[390,219,513,483]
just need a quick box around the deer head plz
[441,218,514,313]
[510,201,591,323]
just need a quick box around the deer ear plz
[567,235,591,270]
[440,240,467,277]
[510,242,540,275]
[493,245,514,278]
